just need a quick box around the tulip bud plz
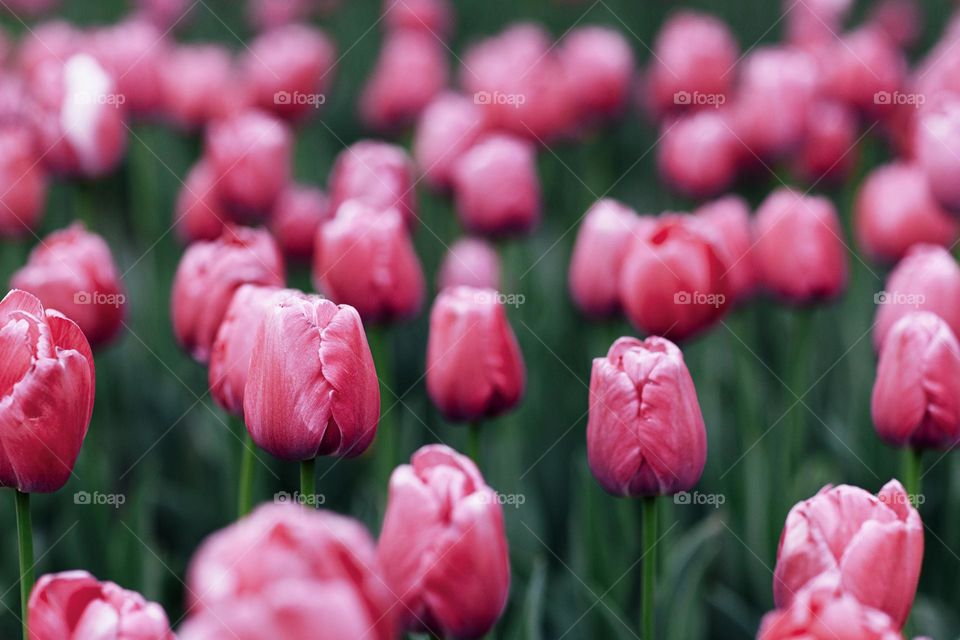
[159,45,246,129]
[693,195,756,303]
[175,159,228,243]
[3,0,59,17]
[451,133,541,237]
[247,0,313,31]
[171,226,284,364]
[413,92,487,192]
[437,237,500,291]
[657,109,741,198]
[89,19,168,117]
[313,200,425,323]
[915,95,960,212]
[382,0,452,38]
[378,444,510,639]
[243,291,380,460]
[134,0,192,30]
[818,27,906,115]
[784,0,853,47]
[619,215,730,340]
[269,184,329,262]
[873,244,960,349]
[17,21,80,77]
[0,289,94,493]
[559,26,634,123]
[0,124,47,238]
[426,286,525,421]
[792,100,859,184]
[753,188,848,303]
[29,571,174,640]
[11,224,125,347]
[328,140,417,228]
[773,480,923,629]
[587,336,707,497]
[867,0,922,49]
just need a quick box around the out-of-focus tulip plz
[758,574,903,640]
[451,133,541,237]
[773,480,923,629]
[693,195,756,303]
[867,0,922,49]
[182,503,395,640]
[646,11,738,119]
[171,226,284,364]
[361,30,448,131]
[243,291,380,460]
[817,27,906,115]
[29,570,174,640]
[0,289,94,493]
[619,215,729,340]
[378,444,510,639]
[437,237,500,291]
[243,24,336,121]
[568,198,644,317]
[854,162,958,263]
[90,19,168,116]
[915,95,960,212]
[16,21,79,77]
[134,0,192,30]
[784,0,853,48]
[328,140,417,227]
[3,0,59,17]
[426,286,525,421]
[873,244,960,350]
[658,109,741,198]
[413,92,487,191]
[175,159,228,243]
[793,100,859,184]
[872,311,960,450]
[383,0,452,38]
[11,224,125,347]
[270,184,329,261]
[159,45,246,129]
[753,188,848,303]
[0,124,47,238]
[247,0,314,31]
[559,26,634,123]
[205,110,293,216]
[587,336,707,497]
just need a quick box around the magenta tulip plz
[915,95,960,212]
[413,92,487,191]
[0,125,47,237]
[784,0,853,47]
[657,109,741,198]
[558,25,634,123]
[867,0,922,49]
[270,184,330,262]
[328,140,417,227]
[174,159,228,243]
[693,195,756,303]
[792,100,859,185]
[437,237,500,292]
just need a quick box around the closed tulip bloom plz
[11,224,125,347]
[3,0,59,17]
[773,480,923,629]
[784,0,853,47]
[413,92,487,191]
[383,0,452,38]
[873,244,960,349]
[378,445,510,639]
[619,215,729,340]
[243,292,380,460]
[0,124,47,237]
[753,188,848,303]
[915,96,960,212]
[867,0,922,49]
[29,571,174,640]
[134,0,192,30]
[159,45,246,129]
[451,133,541,237]
[171,226,284,364]
[568,198,644,317]
[328,140,417,227]
[693,195,756,303]
[90,19,168,116]
[175,159,228,243]
[313,201,425,323]
[437,237,500,291]
[0,289,94,493]
[426,286,525,421]
[792,100,859,184]
[818,27,906,115]
[247,0,314,31]
[269,184,329,261]
[855,162,958,263]
[559,26,634,123]
[658,110,741,198]
[587,336,707,497]
[16,20,80,77]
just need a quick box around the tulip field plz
[5,0,960,638]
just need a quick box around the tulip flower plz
[657,110,741,198]
[619,215,730,340]
[89,19,168,117]
[873,244,960,350]
[382,0,453,38]
[792,100,859,185]
[451,133,541,237]
[558,25,634,124]
[247,0,313,30]
[0,125,47,238]
[437,237,501,292]
[773,480,923,629]
[854,162,958,263]
[29,571,174,640]
[313,200,425,324]
[378,444,510,639]
[171,226,284,364]
[328,140,417,228]
[175,159,228,243]
[915,95,960,213]
[269,184,330,262]
[11,224,125,347]
[134,0,192,29]
[413,92,487,191]
[158,45,246,129]
[17,21,80,78]
[867,0,922,49]
[693,195,756,303]
[753,188,848,303]
[784,0,853,47]
[817,27,906,115]
[2,0,59,16]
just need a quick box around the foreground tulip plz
[269,184,329,262]
[328,140,417,227]
[413,92,487,191]
[174,159,228,243]
[171,226,284,363]
[181,503,396,640]
[437,237,500,292]
[0,125,47,237]
[559,25,634,124]
[915,96,960,212]
[29,571,173,640]
[658,109,741,198]
[773,480,923,629]
[693,195,756,303]
[378,445,510,639]
[11,224,125,347]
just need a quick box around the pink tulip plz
[451,133,541,237]
[854,162,958,263]
[175,159,228,243]
[247,0,314,31]
[243,291,379,460]
[159,45,246,130]
[0,124,47,237]
[792,100,859,184]
[182,503,395,640]
[361,30,448,132]
[0,289,94,493]
[587,336,707,497]
[693,195,756,303]
[17,21,81,78]
[3,0,59,17]
[378,444,510,639]
[134,0,193,30]
[437,237,500,291]
[243,24,336,121]
[915,95,960,212]
[413,92,487,191]
[568,198,644,317]
[873,244,960,350]
[867,0,922,49]
[753,188,848,303]
[817,27,906,115]
[783,0,853,47]
[29,570,173,640]
[382,0,452,38]
[270,184,330,261]
[658,109,741,198]
[11,224,125,347]
[171,226,284,364]
[426,286,525,421]
[773,480,923,629]
[619,215,730,341]
[328,140,417,227]
[89,19,168,116]
[559,25,634,123]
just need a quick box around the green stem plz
[782,310,813,484]
[300,458,316,506]
[902,448,923,505]
[641,496,657,640]
[15,490,33,640]
[237,425,255,518]
[468,422,482,464]
[368,327,395,494]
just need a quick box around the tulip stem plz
[641,496,657,640]
[368,327,396,497]
[237,426,255,518]
[300,458,316,506]
[468,422,482,464]
[903,448,923,506]
[15,490,33,640]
